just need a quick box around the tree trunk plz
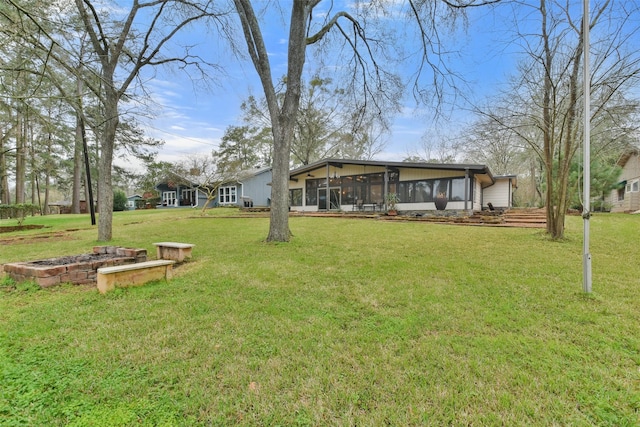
[97,86,118,241]
[541,0,562,239]
[72,73,84,214]
[15,109,25,204]
[265,1,309,242]
[267,123,293,242]
[0,129,9,204]
[72,114,83,214]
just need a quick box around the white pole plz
[583,0,592,293]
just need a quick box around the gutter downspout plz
[464,168,469,211]
[238,181,244,207]
[384,167,389,210]
[191,187,199,209]
[326,163,330,211]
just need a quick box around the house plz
[126,194,143,210]
[155,176,216,209]
[217,167,273,207]
[155,168,273,209]
[609,148,640,213]
[287,159,516,213]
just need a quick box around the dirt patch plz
[0,232,73,245]
[0,224,45,233]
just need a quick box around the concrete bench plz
[96,260,176,294]
[153,242,195,262]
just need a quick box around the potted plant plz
[434,191,448,210]
[385,192,400,215]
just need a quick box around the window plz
[339,172,386,205]
[633,180,639,192]
[218,186,237,204]
[397,177,469,203]
[289,189,303,206]
[305,179,322,205]
[618,187,625,201]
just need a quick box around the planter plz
[435,197,448,211]
[387,210,398,216]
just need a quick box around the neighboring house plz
[218,168,273,207]
[609,148,640,213]
[155,178,216,209]
[288,159,516,213]
[155,168,273,209]
[126,194,143,210]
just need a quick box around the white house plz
[288,159,516,213]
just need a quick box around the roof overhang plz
[289,158,494,182]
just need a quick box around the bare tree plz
[71,0,230,240]
[4,0,230,239]
[174,154,238,215]
[476,0,640,238]
[405,133,459,164]
[232,0,497,242]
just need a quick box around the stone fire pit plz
[3,246,147,288]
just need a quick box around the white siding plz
[610,153,640,212]
[474,180,482,210]
[483,178,512,209]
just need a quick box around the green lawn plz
[1,209,638,426]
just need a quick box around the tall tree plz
[71,0,227,240]
[232,1,493,242]
[215,125,271,173]
[4,0,229,239]
[237,76,386,167]
[476,0,640,238]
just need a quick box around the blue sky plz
[124,2,519,168]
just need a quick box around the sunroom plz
[288,159,512,213]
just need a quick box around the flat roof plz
[290,158,494,181]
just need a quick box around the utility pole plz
[582,0,592,293]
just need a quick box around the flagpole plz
[583,0,592,293]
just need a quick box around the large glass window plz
[398,177,469,203]
[305,179,322,205]
[305,171,467,207]
[340,172,386,205]
[219,186,237,204]
[289,189,303,206]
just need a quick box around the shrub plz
[0,203,39,225]
[113,190,128,212]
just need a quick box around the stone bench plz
[96,260,176,294]
[153,242,195,262]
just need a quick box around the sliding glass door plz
[318,188,341,210]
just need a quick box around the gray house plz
[155,178,216,209]
[218,168,273,207]
[126,194,143,210]
[156,168,273,209]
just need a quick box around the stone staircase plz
[501,208,547,228]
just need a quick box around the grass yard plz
[0,209,639,426]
